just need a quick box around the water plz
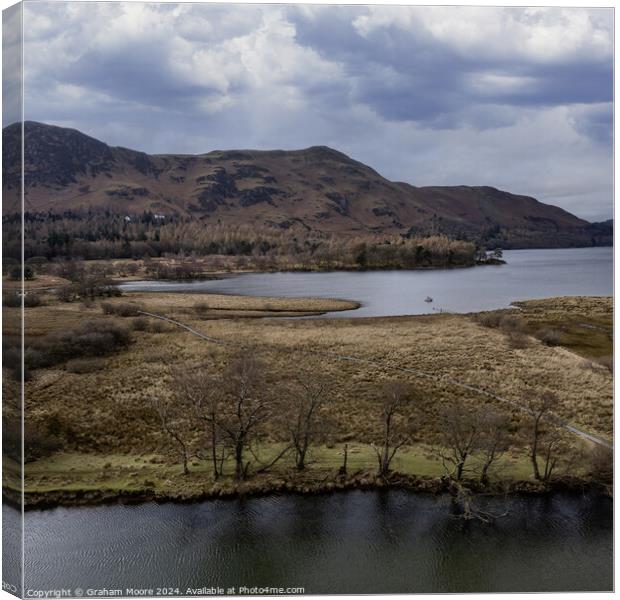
[15,247,612,595]
[16,491,612,594]
[120,247,613,317]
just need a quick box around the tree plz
[477,409,510,485]
[9,264,35,280]
[151,395,192,475]
[173,368,225,479]
[218,354,273,480]
[475,248,489,263]
[373,382,410,478]
[339,444,349,476]
[492,248,503,260]
[289,379,331,471]
[436,402,480,481]
[436,403,511,522]
[528,391,560,482]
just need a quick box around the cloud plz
[353,7,613,64]
[292,5,613,122]
[2,3,22,127]
[17,2,613,222]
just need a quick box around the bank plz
[4,467,611,511]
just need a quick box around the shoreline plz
[7,296,612,514]
[110,255,514,287]
[112,261,484,287]
[5,472,609,511]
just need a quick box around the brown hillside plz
[2,121,610,248]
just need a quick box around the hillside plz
[2,121,611,248]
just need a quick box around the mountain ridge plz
[2,121,612,249]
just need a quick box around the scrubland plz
[2,290,612,506]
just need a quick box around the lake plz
[6,247,614,596]
[120,247,613,317]
[12,491,613,594]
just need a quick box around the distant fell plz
[2,121,611,249]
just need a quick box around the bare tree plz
[477,409,510,485]
[173,368,226,480]
[436,403,511,522]
[528,391,560,482]
[449,480,509,523]
[218,353,273,480]
[289,379,330,470]
[436,402,480,481]
[338,443,349,476]
[151,395,191,475]
[373,382,410,478]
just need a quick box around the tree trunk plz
[218,444,226,476]
[234,440,245,480]
[456,460,464,481]
[531,419,542,480]
[210,421,219,479]
[531,451,541,480]
[296,446,307,471]
[171,432,189,476]
[339,444,348,475]
[480,463,489,486]
[380,445,389,477]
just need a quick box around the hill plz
[2,121,611,248]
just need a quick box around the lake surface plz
[120,247,613,317]
[16,491,612,594]
[15,247,611,596]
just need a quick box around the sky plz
[5,2,614,221]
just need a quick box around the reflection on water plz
[120,247,613,317]
[20,491,612,594]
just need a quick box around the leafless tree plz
[151,395,191,475]
[217,353,273,480]
[449,480,509,523]
[373,382,411,478]
[338,443,349,476]
[435,402,511,522]
[436,402,480,481]
[528,391,560,481]
[173,368,226,480]
[477,409,510,485]
[289,379,331,470]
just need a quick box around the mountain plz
[2,121,612,248]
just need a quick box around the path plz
[138,311,613,450]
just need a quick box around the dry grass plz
[3,274,71,291]
[513,296,612,359]
[3,291,359,339]
[8,293,612,498]
[126,291,360,315]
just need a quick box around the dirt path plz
[138,311,613,450]
[138,310,227,344]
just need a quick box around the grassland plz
[8,443,545,508]
[118,291,360,318]
[3,292,613,507]
[4,273,71,292]
[513,296,612,360]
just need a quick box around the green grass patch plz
[21,443,561,499]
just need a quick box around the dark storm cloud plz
[16,3,614,221]
[66,46,216,110]
[289,6,469,123]
[289,6,613,126]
